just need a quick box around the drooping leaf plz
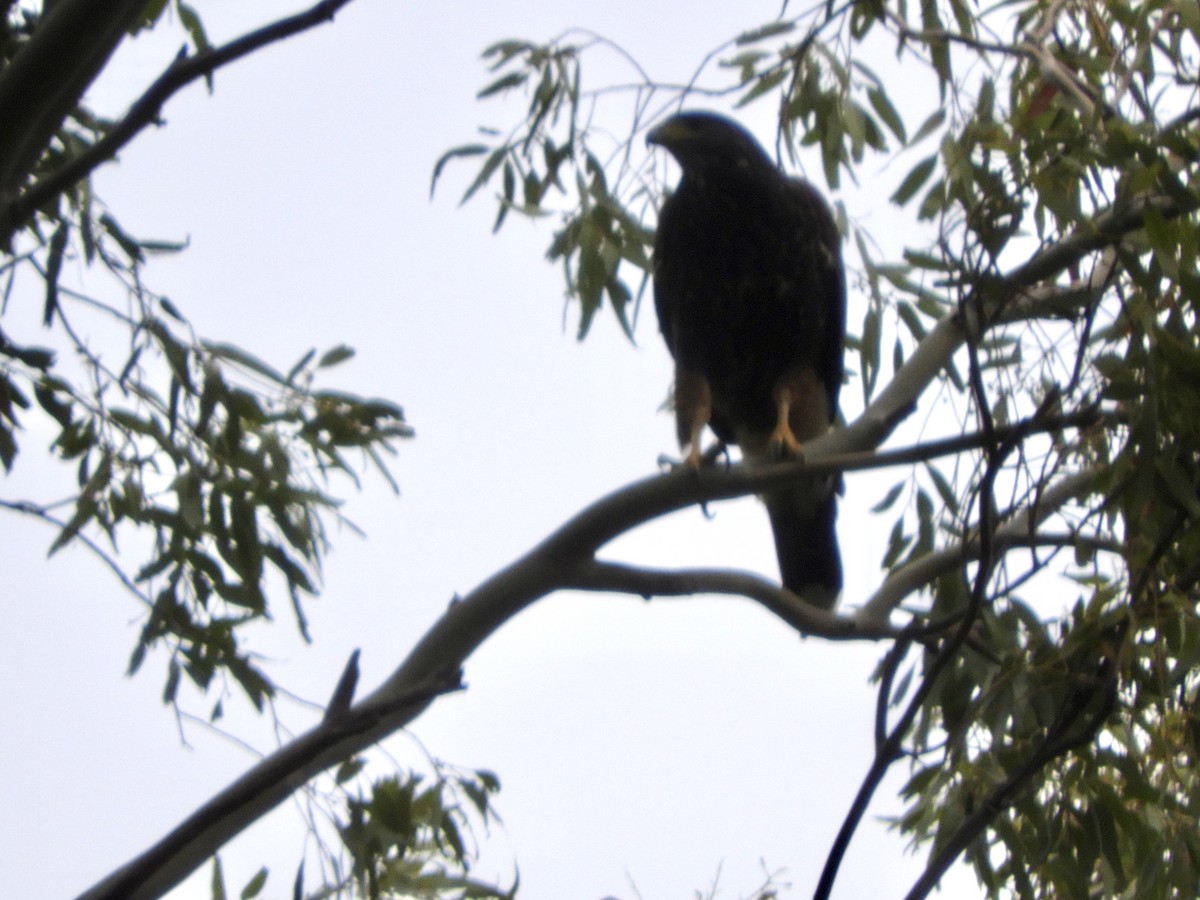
[239,867,267,900]
[872,481,906,513]
[317,345,355,369]
[477,71,528,99]
[430,144,490,197]
[868,86,907,144]
[735,21,795,44]
[43,223,68,326]
[892,154,939,205]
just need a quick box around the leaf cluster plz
[432,36,661,340]
[203,764,509,900]
[332,766,511,900]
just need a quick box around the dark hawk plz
[647,111,845,609]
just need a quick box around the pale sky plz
[1,3,977,898]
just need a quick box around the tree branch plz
[0,497,151,606]
[565,560,902,639]
[1,0,361,248]
[0,0,148,206]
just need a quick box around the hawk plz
[647,111,845,609]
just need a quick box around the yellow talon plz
[769,391,805,458]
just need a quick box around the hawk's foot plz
[659,440,727,471]
[768,421,805,460]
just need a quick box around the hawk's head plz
[646,111,773,176]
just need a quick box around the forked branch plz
[858,467,1105,625]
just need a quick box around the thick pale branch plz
[998,247,1120,323]
[838,308,963,451]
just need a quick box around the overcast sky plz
[1,3,977,898]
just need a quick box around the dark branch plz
[817,324,1016,899]
[0,0,148,205]
[0,497,151,605]
[1,0,361,247]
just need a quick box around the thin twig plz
[0,497,151,605]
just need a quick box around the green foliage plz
[0,3,412,712]
[201,766,510,900]
[431,37,655,340]
[332,767,511,900]
[1,7,517,900]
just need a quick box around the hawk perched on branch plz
[647,111,846,609]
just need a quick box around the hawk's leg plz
[674,365,712,469]
[769,387,805,458]
[769,367,830,459]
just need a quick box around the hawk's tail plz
[764,484,841,610]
